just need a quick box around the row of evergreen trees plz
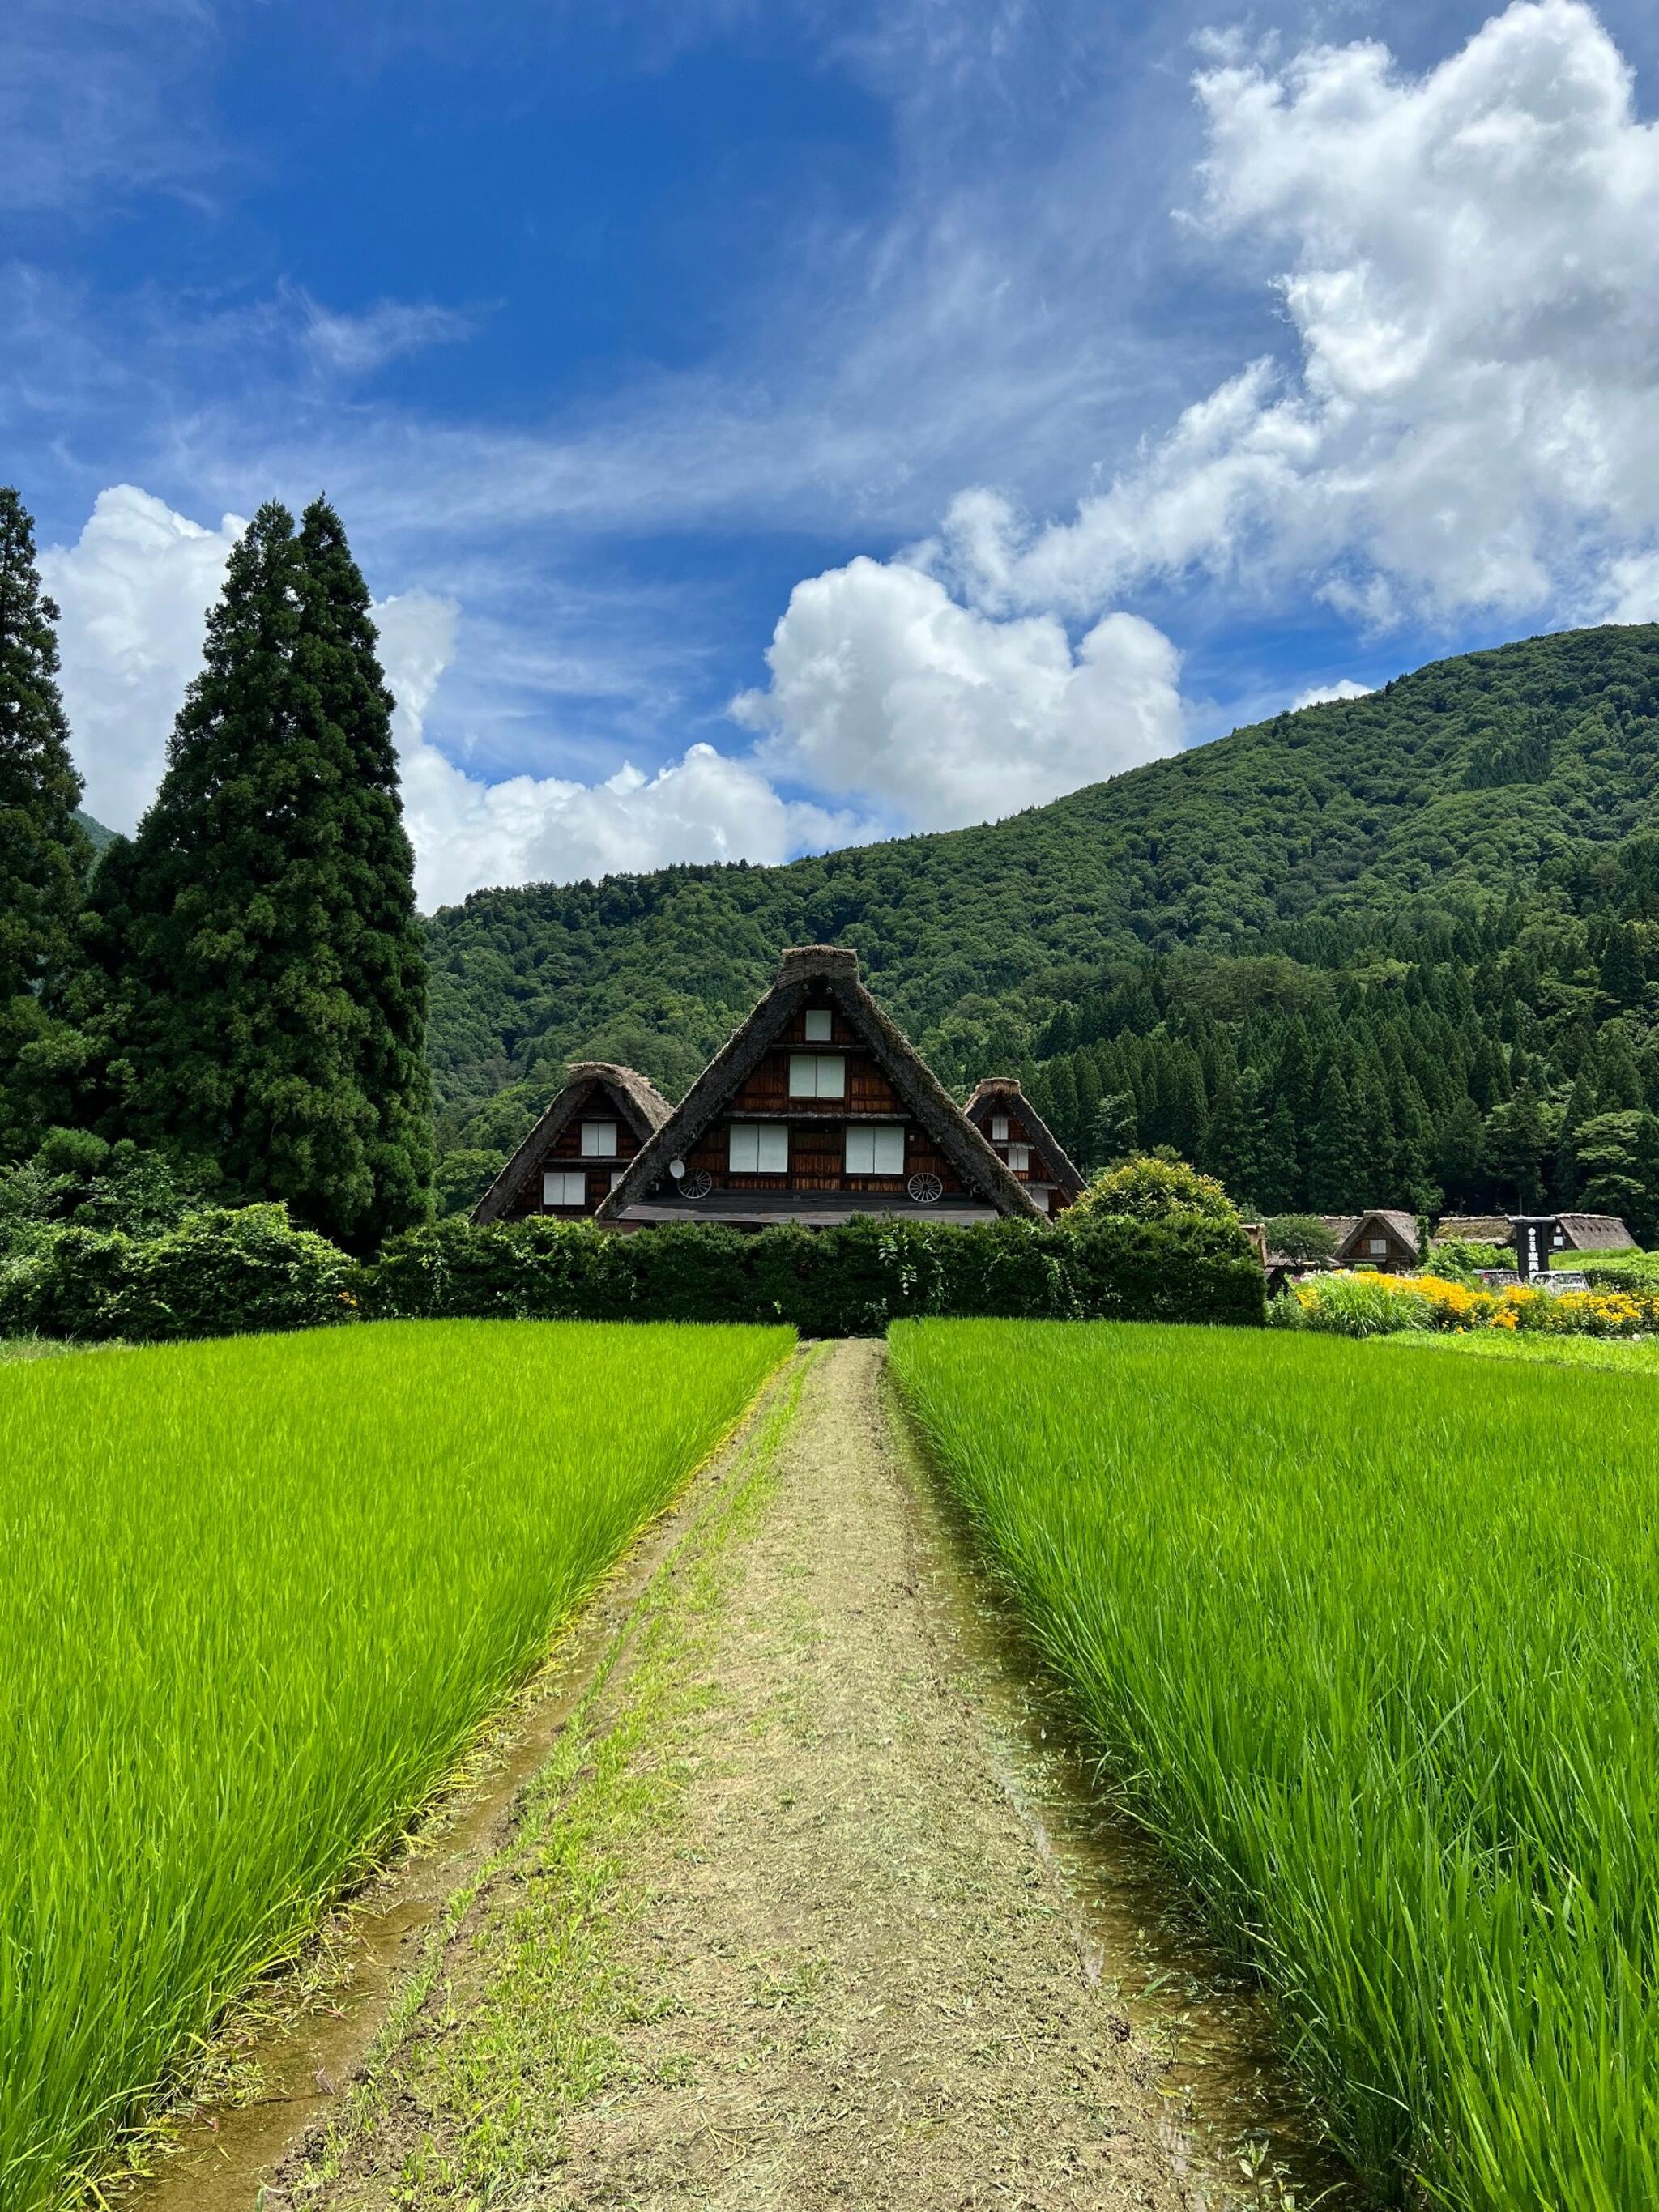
[1023,944,1659,1238]
[0,488,430,1248]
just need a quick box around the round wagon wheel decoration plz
[907,1172,944,1204]
[680,1168,714,1200]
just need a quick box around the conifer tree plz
[0,487,89,1157]
[1254,1093,1302,1215]
[1204,1062,1264,1206]
[109,497,432,1246]
[1306,1065,1367,1211]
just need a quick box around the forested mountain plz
[429,623,1659,1226]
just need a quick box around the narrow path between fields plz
[268,1342,1314,2211]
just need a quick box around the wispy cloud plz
[0,0,222,213]
[296,290,476,377]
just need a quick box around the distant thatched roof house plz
[963,1078,1085,1216]
[1315,1209,1421,1273]
[1435,1215,1513,1246]
[597,945,1040,1230]
[471,1063,672,1224]
[1435,1212,1636,1255]
[1554,1213,1637,1252]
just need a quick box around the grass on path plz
[285,1348,812,2205]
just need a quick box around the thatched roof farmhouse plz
[596,946,1041,1230]
[471,1063,672,1223]
[963,1078,1085,1216]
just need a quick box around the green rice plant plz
[890,1319,1659,2211]
[0,1318,789,2210]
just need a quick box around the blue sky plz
[7,0,1659,904]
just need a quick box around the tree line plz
[1020,898,1659,1238]
[0,488,429,1250]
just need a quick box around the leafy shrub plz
[1265,1213,1339,1264]
[1270,1271,1439,1337]
[1,1205,356,1341]
[1069,1153,1239,1227]
[1573,1250,1659,1293]
[1426,1237,1512,1281]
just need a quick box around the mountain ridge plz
[428,621,1659,1133]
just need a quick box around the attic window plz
[789,1053,845,1099]
[731,1123,789,1173]
[580,1119,618,1157]
[804,1008,833,1042]
[544,1170,587,1208]
[990,1115,1009,1142]
[846,1124,905,1174]
[1368,1237,1387,1254]
[1007,1144,1031,1172]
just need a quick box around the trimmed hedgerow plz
[2,1204,1264,1342]
[360,1211,1264,1336]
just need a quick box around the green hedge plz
[2,1204,1264,1341]
[0,1204,356,1341]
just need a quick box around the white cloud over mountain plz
[43,488,869,910]
[930,0,1659,626]
[36,2,1659,901]
[1293,679,1374,710]
[732,557,1183,829]
[732,0,1659,832]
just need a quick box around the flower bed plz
[1272,1269,1659,1339]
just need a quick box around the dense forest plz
[428,623,1659,1232]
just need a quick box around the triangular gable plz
[596,946,1042,1224]
[1333,1208,1420,1264]
[965,1078,1085,1204]
[472,1063,672,1224]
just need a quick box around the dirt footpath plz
[284,1342,1203,2210]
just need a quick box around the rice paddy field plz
[890,1318,1659,2212]
[0,1318,790,2211]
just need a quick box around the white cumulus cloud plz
[45,487,871,909]
[44,485,245,832]
[731,556,1183,829]
[931,0,1659,629]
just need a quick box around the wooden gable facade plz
[471,1063,672,1224]
[596,946,1042,1230]
[1324,1208,1421,1273]
[963,1078,1085,1217]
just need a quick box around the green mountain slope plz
[430,621,1659,1106]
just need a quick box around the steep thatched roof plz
[1310,1210,1418,1263]
[1435,1215,1513,1245]
[1555,1212,1636,1251]
[471,1063,672,1225]
[596,946,1042,1225]
[964,1077,1085,1203]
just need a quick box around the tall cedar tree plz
[0,488,90,1157]
[107,498,432,1245]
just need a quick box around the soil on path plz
[280,1342,1215,2210]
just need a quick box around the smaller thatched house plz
[1435,1212,1636,1256]
[471,1063,672,1223]
[1554,1213,1637,1253]
[1435,1214,1512,1247]
[963,1078,1085,1217]
[1319,1209,1421,1273]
